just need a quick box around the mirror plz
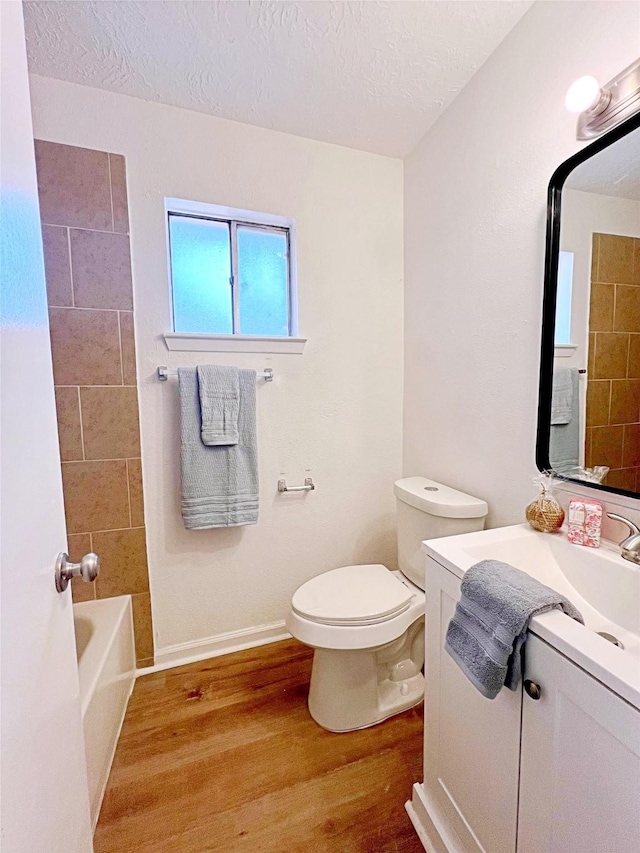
[537,114,640,497]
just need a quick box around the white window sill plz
[554,344,578,358]
[163,332,307,354]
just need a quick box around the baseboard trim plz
[137,621,291,676]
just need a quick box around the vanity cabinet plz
[422,557,521,853]
[518,634,640,853]
[412,555,640,853]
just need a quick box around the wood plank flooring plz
[94,639,425,853]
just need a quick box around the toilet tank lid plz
[394,477,488,519]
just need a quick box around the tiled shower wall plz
[586,232,640,492]
[35,140,153,667]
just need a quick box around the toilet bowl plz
[287,477,488,732]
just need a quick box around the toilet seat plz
[287,569,425,651]
[292,564,413,626]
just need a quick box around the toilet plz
[286,477,488,732]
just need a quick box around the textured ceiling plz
[24,0,533,157]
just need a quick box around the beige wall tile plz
[590,425,624,470]
[634,238,640,286]
[588,283,614,332]
[622,423,640,469]
[590,234,599,282]
[585,380,610,428]
[35,140,112,231]
[604,468,637,491]
[119,312,137,384]
[68,533,96,603]
[80,386,141,460]
[127,458,145,527]
[49,307,122,386]
[629,335,640,379]
[42,225,72,307]
[131,592,154,664]
[610,379,640,425]
[593,332,629,380]
[584,427,593,468]
[62,460,130,534]
[588,333,595,378]
[55,386,83,461]
[109,154,130,234]
[69,230,133,310]
[596,233,635,285]
[613,285,640,334]
[94,527,149,597]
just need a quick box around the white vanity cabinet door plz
[423,557,521,853]
[518,634,640,853]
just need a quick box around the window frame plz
[164,198,304,352]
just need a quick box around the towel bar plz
[158,366,274,382]
[278,477,315,493]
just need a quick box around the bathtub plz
[73,596,135,829]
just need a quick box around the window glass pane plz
[169,215,232,334]
[237,226,289,336]
[555,250,574,345]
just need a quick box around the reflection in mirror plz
[545,122,640,496]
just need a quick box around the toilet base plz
[307,617,425,732]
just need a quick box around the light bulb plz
[565,76,601,113]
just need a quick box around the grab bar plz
[278,477,315,493]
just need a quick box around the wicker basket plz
[526,490,565,533]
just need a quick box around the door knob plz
[524,679,542,700]
[55,552,100,593]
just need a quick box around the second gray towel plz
[179,367,258,529]
[197,365,239,446]
[445,559,583,699]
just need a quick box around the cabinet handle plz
[524,679,542,700]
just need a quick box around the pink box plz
[567,498,603,548]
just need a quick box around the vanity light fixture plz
[568,58,640,139]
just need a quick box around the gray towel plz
[178,367,258,529]
[445,560,583,699]
[197,365,239,446]
[549,368,580,472]
[550,368,573,425]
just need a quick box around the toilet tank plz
[394,477,488,590]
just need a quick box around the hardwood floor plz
[94,639,425,853]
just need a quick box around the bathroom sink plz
[423,524,640,710]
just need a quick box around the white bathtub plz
[73,596,135,830]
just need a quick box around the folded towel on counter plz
[550,368,574,425]
[178,367,258,529]
[445,559,583,699]
[197,365,239,446]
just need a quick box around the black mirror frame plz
[536,111,640,499]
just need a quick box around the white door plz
[518,634,640,853]
[0,3,93,852]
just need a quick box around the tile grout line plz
[77,386,86,461]
[118,311,125,385]
[67,227,75,307]
[67,525,146,537]
[62,456,142,464]
[108,154,115,233]
[125,458,133,529]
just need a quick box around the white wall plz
[30,77,404,659]
[404,0,640,529]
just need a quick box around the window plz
[554,250,574,346]
[165,199,303,352]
